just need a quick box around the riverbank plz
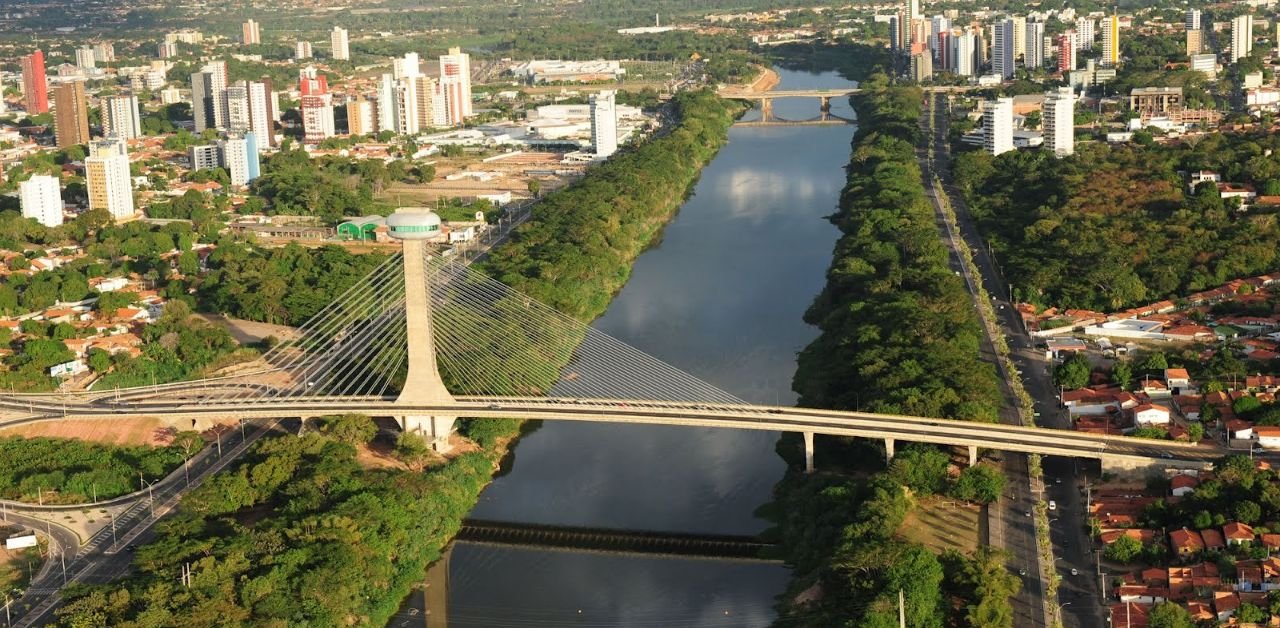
[768,76,1016,626]
[48,88,747,626]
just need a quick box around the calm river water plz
[397,68,858,628]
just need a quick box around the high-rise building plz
[299,68,334,144]
[20,175,63,227]
[53,81,90,148]
[246,79,276,147]
[393,52,421,79]
[394,76,420,135]
[242,19,261,45]
[1075,17,1095,51]
[101,93,141,140]
[160,86,182,105]
[75,48,96,70]
[93,43,115,63]
[331,26,350,61]
[165,30,203,45]
[952,31,976,76]
[1025,20,1045,68]
[219,134,259,186]
[376,73,397,133]
[439,47,472,125]
[983,97,1014,156]
[905,0,920,49]
[21,50,48,114]
[1058,34,1075,72]
[348,96,375,136]
[1232,14,1254,63]
[590,90,618,157]
[414,75,443,129]
[1186,29,1203,56]
[993,19,1016,79]
[86,138,134,221]
[910,51,933,81]
[158,42,178,59]
[1189,53,1217,77]
[930,16,950,60]
[1043,86,1074,156]
[1101,14,1120,66]
[1186,9,1201,31]
[1011,16,1027,63]
[295,41,312,60]
[191,60,228,133]
[890,15,903,54]
[188,144,220,170]
[225,85,251,134]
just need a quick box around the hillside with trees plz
[952,133,1280,312]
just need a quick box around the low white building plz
[1256,426,1280,449]
[1133,404,1171,425]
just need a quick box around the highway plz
[0,393,1223,465]
[927,92,1104,628]
[5,420,280,627]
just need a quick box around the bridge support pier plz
[884,437,895,462]
[402,415,455,453]
[760,97,772,122]
[968,445,979,467]
[802,431,815,474]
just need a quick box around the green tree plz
[1104,535,1143,562]
[1236,603,1266,624]
[86,348,111,373]
[1186,422,1204,442]
[1111,360,1133,390]
[1054,353,1092,390]
[888,445,950,494]
[1148,601,1194,628]
[527,179,542,198]
[1139,352,1168,372]
[950,465,1006,504]
[321,414,378,446]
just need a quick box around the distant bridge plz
[456,519,779,562]
[718,85,983,126]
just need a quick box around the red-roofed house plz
[1101,529,1159,545]
[1170,474,1199,497]
[1256,426,1280,450]
[1202,528,1225,551]
[1186,601,1213,622]
[1224,522,1255,545]
[1110,602,1150,628]
[1227,419,1254,440]
[1214,591,1240,622]
[1164,368,1192,391]
[1170,528,1205,557]
[1117,585,1169,604]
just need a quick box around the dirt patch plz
[0,526,39,592]
[355,441,410,471]
[198,314,300,346]
[0,418,174,446]
[897,496,982,554]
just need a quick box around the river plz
[398,68,858,628]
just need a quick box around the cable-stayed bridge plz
[0,208,1220,475]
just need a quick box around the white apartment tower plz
[101,93,141,140]
[1025,20,1045,68]
[439,47,472,125]
[377,73,397,132]
[1232,15,1254,63]
[246,79,275,147]
[1043,87,1074,156]
[75,48,96,69]
[393,53,420,79]
[86,138,134,221]
[993,19,1016,79]
[1186,9,1201,31]
[331,27,350,61]
[952,31,976,76]
[295,41,312,60]
[219,135,259,187]
[1075,17,1095,51]
[983,98,1014,156]
[242,19,261,45]
[20,175,63,227]
[905,0,920,49]
[590,90,618,158]
[1011,16,1027,63]
[930,16,950,60]
[225,85,251,134]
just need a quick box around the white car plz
[1048,500,1057,511]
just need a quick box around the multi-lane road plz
[926,91,1105,628]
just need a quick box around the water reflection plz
[443,68,858,627]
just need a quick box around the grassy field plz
[897,495,983,555]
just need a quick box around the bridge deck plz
[456,519,779,561]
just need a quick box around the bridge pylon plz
[388,208,457,453]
